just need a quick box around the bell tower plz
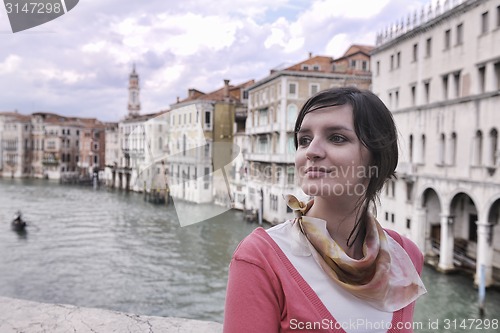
[127,64,141,118]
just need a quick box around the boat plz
[11,211,26,232]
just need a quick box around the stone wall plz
[0,296,223,333]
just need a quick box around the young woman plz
[223,87,426,333]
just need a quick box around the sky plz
[0,0,435,122]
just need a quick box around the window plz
[310,83,320,96]
[474,130,483,166]
[495,62,500,90]
[450,132,457,166]
[376,61,380,75]
[442,74,449,100]
[497,5,500,27]
[395,90,399,109]
[362,61,368,71]
[406,219,411,229]
[313,65,320,71]
[412,43,418,62]
[287,104,298,124]
[258,108,268,126]
[258,136,268,153]
[391,213,395,223]
[409,135,414,163]
[396,52,401,68]
[424,81,430,103]
[456,23,463,45]
[411,85,416,106]
[444,29,451,49]
[478,66,486,93]
[288,82,297,97]
[489,129,498,166]
[453,72,461,98]
[287,167,294,185]
[94,155,99,165]
[302,65,309,70]
[204,111,212,129]
[390,55,394,70]
[420,134,426,164]
[438,133,446,165]
[481,11,489,34]
[425,38,432,57]
[350,60,356,68]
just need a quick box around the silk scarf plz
[285,194,426,312]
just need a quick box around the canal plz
[0,178,499,331]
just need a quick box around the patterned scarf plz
[285,194,426,312]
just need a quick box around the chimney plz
[223,79,230,99]
[188,88,195,98]
[176,96,180,103]
[308,52,313,58]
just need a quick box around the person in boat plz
[12,211,26,230]
[223,87,427,333]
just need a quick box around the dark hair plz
[294,87,398,246]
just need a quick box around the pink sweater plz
[223,227,424,333]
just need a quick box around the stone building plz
[167,79,254,205]
[372,0,500,285]
[0,112,32,178]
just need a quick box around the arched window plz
[449,132,457,165]
[409,134,414,163]
[420,134,426,164]
[438,133,446,165]
[475,130,483,166]
[489,128,498,166]
[287,104,298,125]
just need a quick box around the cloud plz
[0,0,433,121]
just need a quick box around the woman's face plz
[295,104,372,198]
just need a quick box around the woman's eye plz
[298,137,311,146]
[329,135,346,143]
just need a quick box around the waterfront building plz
[372,0,500,286]
[0,111,32,178]
[109,66,170,192]
[245,49,372,224]
[77,119,106,180]
[167,79,254,205]
[104,122,119,187]
[29,112,83,180]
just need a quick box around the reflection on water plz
[0,178,499,327]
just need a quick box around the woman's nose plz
[305,139,325,161]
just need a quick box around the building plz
[78,119,106,180]
[104,122,119,186]
[245,49,373,224]
[167,79,254,205]
[0,111,32,178]
[372,0,500,286]
[107,66,169,192]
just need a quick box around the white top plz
[267,220,393,333]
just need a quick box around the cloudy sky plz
[0,0,435,122]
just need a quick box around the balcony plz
[246,152,294,164]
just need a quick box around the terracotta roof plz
[283,55,334,72]
[337,44,374,59]
[174,79,254,105]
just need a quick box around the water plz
[0,179,499,329]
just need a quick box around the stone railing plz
[0,296,223,333]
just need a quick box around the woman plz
[224,87,426,333]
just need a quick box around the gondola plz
[11,211,27,232]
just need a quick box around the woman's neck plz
[306,196,366,259]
